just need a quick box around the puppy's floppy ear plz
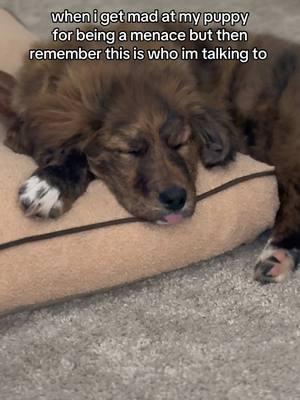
[191,107,238,168]
[0,70,18,127]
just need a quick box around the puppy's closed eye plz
[106,137,149,158]
[169,137,192,153]
[113,148,145,157]
[171,142,188,151]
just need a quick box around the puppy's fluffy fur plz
[0,22,300,283]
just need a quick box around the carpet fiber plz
[0,1,300,399]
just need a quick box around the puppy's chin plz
[108,187,197,224]
[156,214,185,225]
[89,164,197,224]
[121,200,195,225]
[155,205,195,226]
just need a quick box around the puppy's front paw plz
[18,175,64,219]
[254,244,297,283]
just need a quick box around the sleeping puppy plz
[0,23,238,223]
[0,22,299,283]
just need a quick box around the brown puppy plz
[0,22,299,283]
[1,23,237,222]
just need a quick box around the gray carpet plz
[0,1,300,399]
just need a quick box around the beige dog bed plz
[0,10,279,315]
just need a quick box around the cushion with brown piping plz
[0,10,279,315]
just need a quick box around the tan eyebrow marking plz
[160,112,191,147]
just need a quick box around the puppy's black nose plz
[159,186,187,211]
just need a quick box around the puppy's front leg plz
[19,150,94,218]
[254,172,300,283]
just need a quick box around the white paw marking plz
[19,176,63,218]
[255,239,295,283]
[257,239,275,263]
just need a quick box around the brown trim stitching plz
[0,170,275,251]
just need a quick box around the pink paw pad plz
[255,246,296,283]
[272,249,288,264]
[266,249,293,280]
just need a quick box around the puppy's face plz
[87,110,199,224]
[85,64,234,224]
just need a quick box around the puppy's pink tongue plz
[163,214,184,225]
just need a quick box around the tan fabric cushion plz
[0,10,279,315]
